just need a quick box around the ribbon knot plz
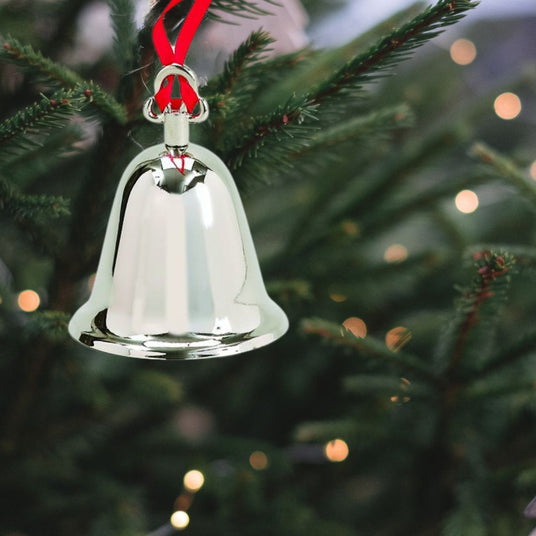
[152,0,212,113]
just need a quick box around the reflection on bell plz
[68,141,288,359]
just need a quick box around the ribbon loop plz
[152,0,212,113]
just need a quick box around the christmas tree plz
[1,1,536,535]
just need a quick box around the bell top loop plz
[143,64,209,126]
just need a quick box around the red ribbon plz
[152,0,212,113]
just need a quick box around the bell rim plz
[68,308,288,360]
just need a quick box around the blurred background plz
[1,1,536,535]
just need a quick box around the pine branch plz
[224,95,318,182]
[470,142,536,209]
[75,81,128,124]
[280,125,468,262]
[0,127,84,185]
[207,30,274,146]
[0,90,82,158]
[214,30,274,96]
[436,250,515,378]
[23,311,71,342]
[1,36,83,87]
[208,0,277,20]
[107,0,138,73]
[310,0,478,106]
[294,104,414,156]
[357,169,490,236]
[1,37,127,124]
[0,176,70,221]
[302,317,439,384]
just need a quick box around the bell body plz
[69,143,288,359]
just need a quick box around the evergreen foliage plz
[1,1,535,535]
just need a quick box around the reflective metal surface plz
[69,143,288,359]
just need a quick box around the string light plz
[455,190,479,214]
[384,244,408,263]
[530,161,536,181]
[249,451,269,470]
[386,327,412,352]
[17,289,40,312]
[449,38,477,65]
[342,317,367,338]
[494,92,521,120]
[170,511,190,530]
[324,439,349,462]
[183,470,204,492]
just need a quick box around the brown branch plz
[448,252,510,375]
[312,1,463,105]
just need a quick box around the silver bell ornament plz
[69,65,288,359]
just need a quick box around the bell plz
[69,65,288,359]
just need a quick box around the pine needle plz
[0,177,70,222]
[470,142,536,209]
[302,317,439,383]
[224,95,318,184]
[0,90,82,158]
[107,0,137,73]
[1,36,127,124]
[310,0,478,106]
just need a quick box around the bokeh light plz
[494,92,521,120]
[17,290,40,312]
[324,439,349,462]
[384,244,408,263]
[342,317,367,338]
[330,293,347,303]
[249,451,269,470]
[386,327,412,352]
[450,38,477,65]
[530,161,536,181]
[455,190,479,214]
[170,511,190,530]
[183,470,205,492]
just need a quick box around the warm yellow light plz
[494,92,521,120]
[386,327,412,352]
[324,439,349,462]
[17,289,40,312]
[183,470,204,492]
[390,395,411,403]
[330,293,347,303]
[249,451,269,470]
[384,244,408,263]
[455,190,479,214]
[530,161,536,181]
[450,38,477,65]
[170,510,190,530]
[342,317,367,338]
